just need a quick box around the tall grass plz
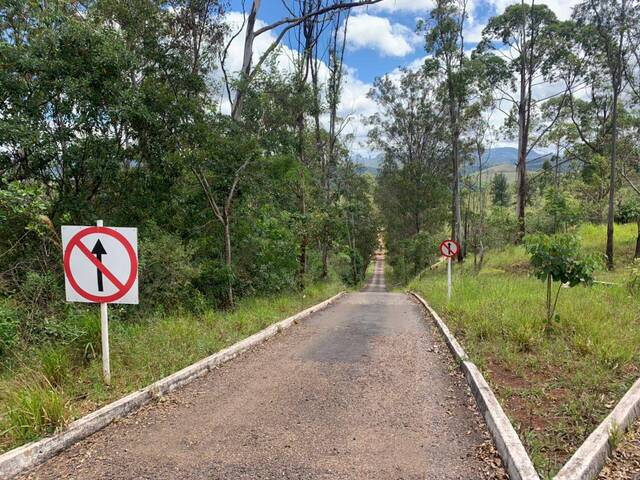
[0,280,342,452]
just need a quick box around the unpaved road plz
[21,258,505,479]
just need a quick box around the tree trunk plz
[231,0,260,121]
[223,219,234,307]
[448,89,463,261]
[515,75,528,244]
[606,88,618,270]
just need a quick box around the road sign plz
[62,225,138,304]
[439,239,460,258]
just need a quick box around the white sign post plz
[62,222,138,385]
[439,239,460,302]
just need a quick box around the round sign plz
[439,239,461,258]
[63,227,138,303]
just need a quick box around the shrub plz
[0,301,20,357]
[138,223,200,311]
[525,234,599,331]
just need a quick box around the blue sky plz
[224,0,581,155]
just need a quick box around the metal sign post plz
[62,222,138,385]
[439,239,461,303]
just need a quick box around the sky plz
[224,0,583,159]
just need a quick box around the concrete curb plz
[0,291,346,479]
[555,376,640,480]
[410,292,540,480]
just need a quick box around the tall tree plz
[421,0,469,260]
[573,0,636,268]
[478,2,560,243]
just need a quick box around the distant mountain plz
[352,153,383,176]
[479,147,550,171]
[351,147,554,176]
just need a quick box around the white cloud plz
[345,14,420,57]
[372,0,435,13]
[485,0,581,20]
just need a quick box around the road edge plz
[0,291,346,479]
[409,292,540,480]
[554,376,640,480]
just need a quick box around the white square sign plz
[62,225,139,304]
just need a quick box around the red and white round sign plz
[62,225,138,304]
[439,239,461,258]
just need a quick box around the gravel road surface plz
[20,257,505,479]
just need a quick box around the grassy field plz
[0,280,342,453]
[410,223,640,478]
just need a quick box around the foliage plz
[525,234,599,328]
[490,173,510,207]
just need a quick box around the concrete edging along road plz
[0,291,346,479]
[555,376,640,480]
[409,292,540,480]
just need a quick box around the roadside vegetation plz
[409,224,640,477]
[371,0,640,477]
[1,1,381,453]
[0,280,341,453]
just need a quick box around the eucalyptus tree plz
[476,2,561,243]
[420,0,471,259]
[571,0,637,268]
[224,0,383,122]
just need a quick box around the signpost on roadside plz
[439,239,460,302]
[62,222,138,385]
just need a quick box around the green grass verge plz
[409,223,640,478]
[0,280,342,453]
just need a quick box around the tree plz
[421,0,471,260]
[491,173,511,207]
[525,234,598,331]
[572,0,636,269]
[477,2,561,243]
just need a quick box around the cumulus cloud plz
[372,0,435,13]
[345,14,420,57]
[484,0,581,20]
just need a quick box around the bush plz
[138,223,201,311]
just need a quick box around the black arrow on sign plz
[91,239,107,292]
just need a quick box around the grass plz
[0,280,342,453]
[409,223,640,478]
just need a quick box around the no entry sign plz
[439,239,460,258]
[62,225,138,304]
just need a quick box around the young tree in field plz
[572,0,636,269]
[477,2,561,243]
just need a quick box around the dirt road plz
[21,258,504,479]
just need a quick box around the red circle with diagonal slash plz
[64,227,137,303]
[439,239,460,258]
